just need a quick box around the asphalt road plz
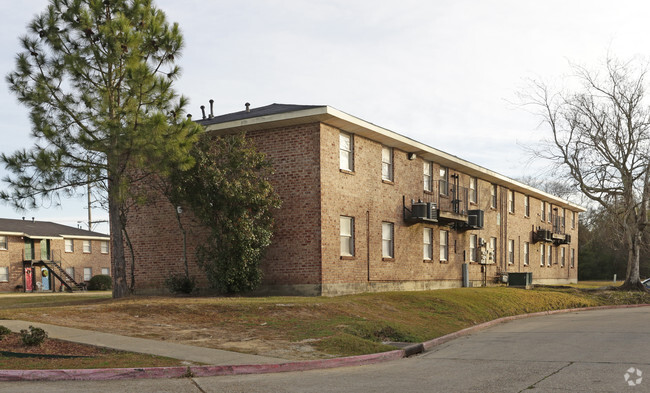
[3,307,649,392]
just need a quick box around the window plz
[490,237,497,263]
[469,177,477,204]
[508,239,515,264]
[65,267,74,279]
[540,244,545,267]
[0,236,7,250]
[101,268,110,276]
[83,267,92,281]
[440,230,449,261]
[541,201,546,221]
[382,222,394,259]
[65,239,74,253]
[571,211,576,229]
[547,245,552,266]
[423,228,433,261]
[490,184,497,208]
[469,234,477,262]
[339,132,353,171]
[508,190,515,213]
[547,204,552,223]
[381,146,393,181]
[523,242,529,266]
[0,267,7,282]
[340,216,355,257]
[423,161,433,192]
[560,247,566,267]
[440,167,449,196]
[571,248,575,268]
[524,196,530,217]
[82,240,91,253]
[100,241,109,254]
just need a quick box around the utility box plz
[508,272,533,289]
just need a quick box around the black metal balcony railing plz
[438,180,469,216]
[549,213,565,235]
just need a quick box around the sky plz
[0,0,649,234]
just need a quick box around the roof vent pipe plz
[200,105,206,119]
[209,99,214,118]
[245,102,250,112]
[187,114,192,119]
[32,217,35,223]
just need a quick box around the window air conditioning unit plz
[467,209,484,229]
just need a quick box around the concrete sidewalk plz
[0,320,284,365]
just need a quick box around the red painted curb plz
[1,303,648,382]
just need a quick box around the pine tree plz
[2,0,202,298]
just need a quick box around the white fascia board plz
[61,235,110,241]
[0,231,27,237]
[205,106,586,212]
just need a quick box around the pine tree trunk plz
[108,180,129,298]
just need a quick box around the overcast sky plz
[1,0,648,234]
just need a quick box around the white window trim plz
[65,239,74,253]
[0,267,8,282]
[469,234,477,262]
[524,195,530,217]
[508,190,515,213]
[547,245,552,266]
[440,230,449,261]
[440,167,449,196]
[540,245,545,267]
[423,161,433,192]
[523,242,529,266]
[83,267,92,281]
[469,177,477,204]
[423,228,433,261]
[82,240,91,254]
[490,184,497,208]
[340,216,355,257]
[100,241,109,254]
[339,132,353,171]
[381,146,393,182]
[382,222,394,259]
[508,239,515,264]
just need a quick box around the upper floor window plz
[100,241,109,254]
[83,240,91,254]
[382,222,394,259]
[469,177,477,204]
[440,230,449,261]
[541,201,546,221]
[0,236,7,250]
[340,216,355,257]
[423,228,433,261]
[524,196,530,217]
[571,211,576,229]
[423,161,433,192]
[508,190,515,213]
[440,167,449,196]
[65,239,74,253]
[339,132,353,171]
[381,146,393,181]
[490,184,497,208]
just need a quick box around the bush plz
[165,274,196,294]
[87,274,112,290]
[20,326,47,346]
[0,325,11,340]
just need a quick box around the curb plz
[1,303,648,381]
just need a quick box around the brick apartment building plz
[0,218,111,292]
[127,104,585,296]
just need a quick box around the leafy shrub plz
[165,274,196,294]
[0,325,11,340]
[20,326,47,346]
[87,274,112,290]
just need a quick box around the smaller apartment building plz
[127,104,585,296]
[0,218,111,292]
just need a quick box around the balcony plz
[437,179,469,223]
[532,213,571,245]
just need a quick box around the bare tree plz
[523,58,650,290]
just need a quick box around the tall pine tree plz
[2,0,201,297]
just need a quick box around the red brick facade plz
[125,105,583,295]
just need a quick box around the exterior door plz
[25,267,33,292]
[41,267,50,291]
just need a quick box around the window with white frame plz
[548,204,552,223]
[340,216,355,257]
[540,244,545,266]
[547,244,552,266]
[100,241,109,254]
[572,211,576,229]
[83,267,92,281]
[490,184,497,208]
[490,237,497,263]
[560,247,566,267]
[382,222,394,258]
[440,167,449,196]
[469,234,477,262]
[541,201,546,221]
[82,240,91,253]
[0,236,7,250]
[101,267,110,276]
[423,228,433,261]
[339,132,353,171]
[0,267,8,282]
[524,196,530,217]
[65,267,74,279]
[571,248,575,268]
[65,239,74,253]
[469,177,477,204]
[381,146,393,181]
[440,230,449,261]
[524,242,529,266]
[423,161,432,192]
[508,239,515,264]
[508,190,515,213]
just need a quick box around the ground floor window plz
[540,244,545,266]
[340,216,355,257]
[423,228,433,261]
[547,245,552,266]
[560,247,566,267]
[571,248,575,268]
[83,267,92,281]
[101,267,110,276]
[65,267,75,280]
[440,230,449,261]
[508,239,515,264]
[0,267,8,282]
[382,222,394,259]
[523,242,529,266]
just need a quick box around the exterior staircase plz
[42,260,86,292]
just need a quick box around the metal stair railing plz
[42,260,85,291]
